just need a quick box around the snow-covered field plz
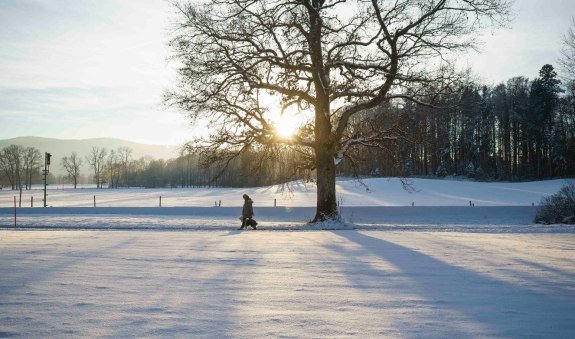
[1,178,574,336]
[1,177,569,208]
[1,178,571,231]
[1,230,574,337]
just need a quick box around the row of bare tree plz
[56,146,134,189]
[0,145,135,190]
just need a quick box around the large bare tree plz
[61,152,83,189]
[167,0,511,221]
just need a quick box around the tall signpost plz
[43,152,51,208]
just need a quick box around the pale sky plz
[0,0,574,145]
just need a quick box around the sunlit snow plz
[1,178,574,337]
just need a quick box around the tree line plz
[0,142,305,189]
[1,64,573,190]
[181,64,575,186]
[336,64,575,181]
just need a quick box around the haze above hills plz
[0,136,179,175]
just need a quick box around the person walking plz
[239,194,256,230]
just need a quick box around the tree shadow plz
[0,235,138,294]
[0,233,257,337]
[328,231,575,337]
[107,234,252,337]
[398,235,575,300]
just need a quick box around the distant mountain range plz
[0,136,179,175]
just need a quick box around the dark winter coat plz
[242,199,254,218]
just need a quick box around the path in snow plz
[2,206,574,232]
[4,206,575,233]
[1,230,574,337]
[1,206,574,232]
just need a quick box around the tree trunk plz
[312,94,338,222]
[311,98,338,221]
[313,145,338,222]
[306,5,338,222]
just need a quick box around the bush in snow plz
[435,163,448,177]
[402,160,414,176]
[535,182,575,224]
[465,161,476,178]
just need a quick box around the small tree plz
[0,145,24,190]
[168,0,512,221]
[106,149,122,188]
[22,147,42,190]
[117,147,132,187]
[86,147,107,189]
[61,152,83,189]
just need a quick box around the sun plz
[273,113,298,138]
